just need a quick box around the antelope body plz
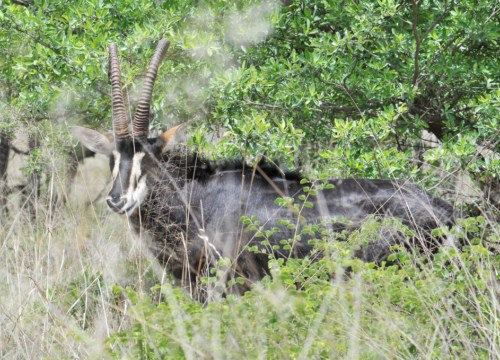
[72,39,455,298]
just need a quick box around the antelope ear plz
[159,125,182,151]
[70,126,114,155]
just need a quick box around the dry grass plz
[0,149,498,359]
[0,153,153,358]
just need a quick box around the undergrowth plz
[2,196,497,359]
[106,217,499,359]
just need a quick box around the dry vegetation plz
[0,141,498,359]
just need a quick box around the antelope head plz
[71,39,179,216]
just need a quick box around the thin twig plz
[421,0,454,40]
[243,100,284,110]
[411,0,421,87]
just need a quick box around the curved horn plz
[132,38,170,139]
[109,43,129,140]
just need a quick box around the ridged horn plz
[132,38,170,139]
[109,43,129,140]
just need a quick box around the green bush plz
[107,219,498,359]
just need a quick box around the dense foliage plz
[0,0,498,358]
[1,0,499,204]
[109,228,496,359]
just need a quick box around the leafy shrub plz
[107,219,498,359]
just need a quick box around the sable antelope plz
[71,39,455,299]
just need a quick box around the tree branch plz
[11,0,32,7]
[243,100,284,110]
[4,16,84,76]
[411,0,421,88]
[243,99,371,115]
[421,0,454,40]
[7,20,63,56]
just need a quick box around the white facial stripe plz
[126,175,148,215]
[128,152,145,193]
[108,151,149,216]
[112,150,121,180]
[121,152,146,215]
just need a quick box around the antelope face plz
[107,139,150,215]
[70,127,178,216]
[70,38,174,216]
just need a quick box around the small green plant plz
[22,147,44,177]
